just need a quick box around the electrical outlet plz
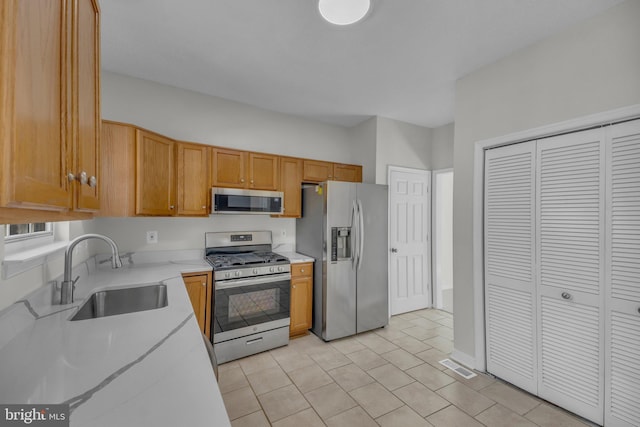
[146,231,158,244]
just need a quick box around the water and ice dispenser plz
[331,227,352,262]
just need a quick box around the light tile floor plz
[220,308,591,427]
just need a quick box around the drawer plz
[291,262,313,277]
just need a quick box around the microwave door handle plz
[357,199,364,270]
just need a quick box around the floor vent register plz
[439,359,477,379]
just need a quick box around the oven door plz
[213,273,291,344]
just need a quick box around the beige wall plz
[347,117,377,183]
[375,116,432,184]
[452,0,640,360]
[431,123,454,170]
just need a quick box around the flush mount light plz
[318,0,371,25]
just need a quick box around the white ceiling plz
[100,0,624,128]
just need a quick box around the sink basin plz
[70,283,168,321]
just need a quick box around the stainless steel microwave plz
[211,188,284,215]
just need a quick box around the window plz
[4,222,53,241]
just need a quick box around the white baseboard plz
[450,349,477,371]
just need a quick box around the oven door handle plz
[215,273,291,290]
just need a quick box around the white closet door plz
[605,119,640,427]
[484,141,537,394]
[536,129,605,425]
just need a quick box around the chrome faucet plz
[60,234,123,304]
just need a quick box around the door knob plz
[561,292,572,300]
[390,248,398,253]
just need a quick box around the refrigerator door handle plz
[357,199,365,270]
[351,200,358,268]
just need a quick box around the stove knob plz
[224,272,231,279]
[269,267,275,273]
[252,268,258,275]
[277,266,284,272]
[235,271,241,277]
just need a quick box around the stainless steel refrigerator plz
[296,181,389,341]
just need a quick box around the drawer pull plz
[300,269,305,273]
[246,337,263,345]
[561,292,572,300]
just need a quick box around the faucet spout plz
[60,234,122,304]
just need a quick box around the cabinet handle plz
[78,171,88,185]
[561,292,572,300]
[88,176,97,188]
[67,172,76,182]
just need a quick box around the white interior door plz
[484,141,538,395]
[605,119,640,427]
[536,128,605,425]
[388,166,431,315]
[433,169,454,313]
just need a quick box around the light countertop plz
[0,255,230,427]
[276,251,315,264]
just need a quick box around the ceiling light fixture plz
[318,0,371,26]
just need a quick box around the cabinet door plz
[249,153,279,190]
[303,160,333,182]
[333,164,362,182]
[182,273,211,337]
[604,119,640,427]
[72,0,100,211]
[277,157,302,218]
[135,130,175,215]
[98,121,136,216]
[211,148,247,188]
[484,141,537,395]
[0,0,72,210]
[290,276,312,336]
[290,263,313,337]
[536,129,605,425]
[177,142,209,216]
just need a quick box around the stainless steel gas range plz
[205,231,291,363]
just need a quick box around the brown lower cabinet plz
[181,271,213,339]
[290,262,313,337]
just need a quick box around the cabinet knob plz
[169,205,175,210]
[240,178,245,183]
[293,285,296,289]
[202,205,206,209]
[250,180,254,184]
[67,172,76,182]
[301,269,305,273]
[88,176,97,188]
[78,171,88,185]
[561,292,572,300]
[202,283,206,287]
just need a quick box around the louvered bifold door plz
[605,119,640,427]
[536,128,605,425]
[484,141,538,395]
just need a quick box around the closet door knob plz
[561,292,572,300]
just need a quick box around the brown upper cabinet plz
[211,148,279,191]
[176,143,209,216]
[333,164,362,182]
[249,153,279,190]
[303,160,334,183]
[100,122,210,218]
[0,0,101,216]
[211,148,247,188]
[277,157,303,218]
[136,130,176,216]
